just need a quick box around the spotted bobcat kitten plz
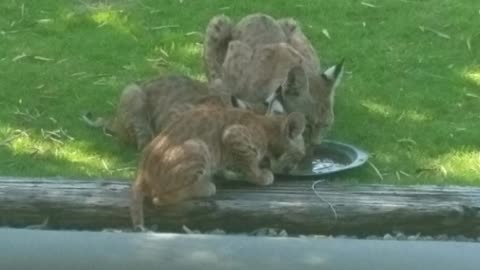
[83,74,249,149]
[204,13,344,145]
[130,100,306,231]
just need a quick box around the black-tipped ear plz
[231,95,248,109]
[274,86,285,107]
[230,95,240,107]
[265,86,287,115]
[321,58,345,82]
[284,66,308,97]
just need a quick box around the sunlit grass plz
[464,68,480,86]
[360,100,430,122]
[90,6,131,34]
[0,0,479,185]
[1,127,135,178]
[360,100,393,118]
[427,149,480,184]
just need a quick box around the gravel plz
[15,223,479,242]
[181,226,480,242]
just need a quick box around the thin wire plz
[312,179,338,223]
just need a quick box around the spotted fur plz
[204,13,345,146]
[130,107,306,230]
[82,74,249,149]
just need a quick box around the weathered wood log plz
[2,228,480,270]
[1,177,480,236]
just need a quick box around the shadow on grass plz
[0,0,209,178]
[329,65,480,185]
[1,0,479,185]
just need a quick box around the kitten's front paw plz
[133,224,148,232]
[204,182,217,196]
[194,181,217,197]
[256,169,274,186]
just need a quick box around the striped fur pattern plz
[130,106,306,230]
[204,13,344,146]
[82,74,249,149]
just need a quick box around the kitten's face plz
[221,40,344,146]
[262,90,306,173]
[267,112,306,174]
[280,61,344,146]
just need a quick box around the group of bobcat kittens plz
[84,14,344,231]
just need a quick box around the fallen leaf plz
[439,166,448,177]
[36,18,53,24]
[419,25,450,39]
[466,93,480,99]
[12,53,27,62]
[397,138,417,145]
[34,56,54,61]
[361,2,377,8]
[368,161,384,181]
[102,160,110,171]
[21,3,25,18]
[185,31,202,37]
[159,48,169,57]
[71,72,87,77]
[149,24,179,30]
[56,58,68,64]
[322,29,331,39]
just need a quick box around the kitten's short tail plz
[81,111,114,136]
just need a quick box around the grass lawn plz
[0,0,479,185]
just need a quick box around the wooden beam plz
[1,228,480,270]
[1,177,479,236]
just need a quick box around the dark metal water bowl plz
[278,140,369,177]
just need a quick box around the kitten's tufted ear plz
[230,95,249,109]
[283,112,306,140]
[283,66,309,97]
[223,40,253,69]
[321,58,345,91]
[265,86,286,115]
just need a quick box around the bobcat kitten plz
[130,101,306,230]
[83,74,249,149]
[204,13,344,146]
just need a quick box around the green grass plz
[0,0,479,185]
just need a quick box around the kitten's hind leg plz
[118,83,153,149]
[222,125,274,186]
[153,139,217,205]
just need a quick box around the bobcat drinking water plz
[204,13,345,146]
[130,103,306,231]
